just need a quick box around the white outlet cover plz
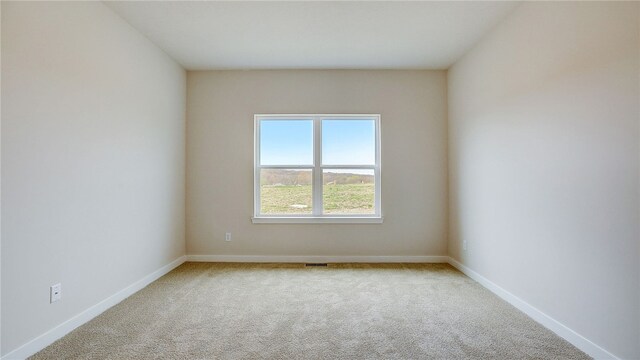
[50,283,62,303]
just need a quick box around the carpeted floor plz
[31,262,590,359]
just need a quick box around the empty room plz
[1,1,638,359]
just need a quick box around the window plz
[253,114,381,223]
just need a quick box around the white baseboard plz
[3,254,616,360]
[447,257,619,360]
[186,254,449,263]
[1,255,187,360]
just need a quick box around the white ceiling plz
[104,1,519,70]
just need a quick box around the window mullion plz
[312,117,323,216]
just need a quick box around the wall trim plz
[186,254,449,263]
[1,256,187,360]
[447,257,620,360]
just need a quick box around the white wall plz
[1,2,186,356]
[448,2,639,359]
[187,70,447,258]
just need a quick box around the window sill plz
[251,216,383,224]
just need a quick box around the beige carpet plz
[32,263,590,359]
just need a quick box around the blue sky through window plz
[260,118,375,168]
[322,119,375,165]
[260,120,313,165]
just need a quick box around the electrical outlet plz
[463,240,467,251]
[50,283,62,303]
[225,232,232,242]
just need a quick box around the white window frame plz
[252,114,382,224]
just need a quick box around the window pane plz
[323,169,375,214]
[260,120,313,165]
[260,169,312,214]
[322,119,375,165]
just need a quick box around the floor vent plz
[305,263,328,267]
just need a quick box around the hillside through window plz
[254,115,381,223]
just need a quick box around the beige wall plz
[1,2,186,355]
[187,70,447,257]
[448,2,639,359]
